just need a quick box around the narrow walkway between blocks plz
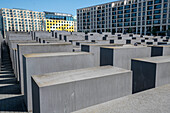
[0,41,29,113]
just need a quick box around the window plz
[131,18,136,21]
[164,4,167,8]
[124,23,130,26]
[154,10,161,14]
[125,10,130,13]
[154,4,161,9]
[125,14,130,17]
[131,13,136,17]
[153,20,160,24]
[132,4,137,8]
[124,18,130,22]
[154,15,161,19]
[118,6,123,10]
[132,9,137,12]
[147,11,152,15]
[163,9,167,13]
[154,0,162,4]
[147,6,153,10]
[147,21,152,25]
[163,14,167,18]
[118,11,123,14]
[147,1,153,5]
[131,22,136,26]
[147,16,152,20]
[125,5,130,9]
[118,15,123,18]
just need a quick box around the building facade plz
[73,16,77,32]
[77,0,170,35]
[45,11,74,32]
[0,8,46,37]
[0,8,75,38]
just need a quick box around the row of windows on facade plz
[4,21,44,25]
[5,27,44,31]
[78,20,170,28]
[77,0,168,12]
[2,9,44,15]
[78,18,169,24]
[46,15,73,21]
[7,28,44,32]
[47,23,73,26]
[78,18,170,25]
[3,19,44,22]
[78,6,168,17]
[78,14,168,22]
[4,25,44,28]
[2,12,44,16]
[78,4,168,16]
[2,15,44,19]
[46,21,73,24]
[78,10,169,20]
[47,27,74,29]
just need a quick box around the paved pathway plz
[0,42,29,113]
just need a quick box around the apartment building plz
[45,11,74,32]
[74,16,77,32]
[77,0,170,35]
[0,8,46,37]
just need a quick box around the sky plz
[0,0,117,16]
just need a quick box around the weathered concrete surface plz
[38,38,65,43]
[150,45,170,57]
[0,31,3,69]
[132,56,170,93]
[6,32,32,45]
[33,31,52,40]
[12,48,18,80]
[100,46,151,70]
[81,44,123,66]
[32,66,132,113]
[72,84,170,113]
[17,43,73,94]
[23,52,95,112]
[8,40,37,70]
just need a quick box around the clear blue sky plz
[0,0,117,16]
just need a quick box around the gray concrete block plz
[34,31,52,40]
[81,44,123,66]
[23,52,95,112]
[72,84,170,113]
[100,46,151,70]
[32,66,132,113]
[132,56,170,93]
[150,45,170,57]
[17,43,73,94]
[8,40,37,69]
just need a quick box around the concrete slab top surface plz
[72,84,170,113]
[18,43,71,46]
[82,44,123,46]
[24,52,92,58]
[9,40,36,43]
[80,42,97,44]
[101,45,148,49]
[151,45,170,48]
[132,56,170,63]
[32,66,131,87]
